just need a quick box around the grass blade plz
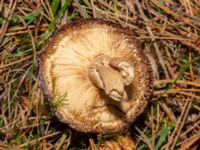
[51,0,60,17]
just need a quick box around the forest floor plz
[0,0,200,149]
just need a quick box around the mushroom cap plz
[39,19,153,133]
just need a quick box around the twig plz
[178,132,200,149]
[154,88,200,94]
[135,0,170,79]
[149,0,200,28]
[56,131,71,150]
[18,16,37,65]
[0,0,17,44]
[180,119,200,138]
[0,51,41,69]
[154,79,200,87]
[90,0,96,17]
[17,131,61,148]
[159,102,176,122]
[89,136,97,150]
[154,90,200,99]
[135,126,154,150]
[165,101,192,149]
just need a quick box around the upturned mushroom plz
[39,19,153,133]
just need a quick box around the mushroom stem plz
[110,58,134,85]
[88,55,134,102]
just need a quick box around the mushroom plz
[98,136,136,150]
[39,19,153,133]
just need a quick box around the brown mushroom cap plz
[39,19,153,133]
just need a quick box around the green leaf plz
[0,12,40,24]
[48,0,71,32]
[51,0,60,17]
[39,0,71,46]
[26,12,40,25]
[114,0,118,15]
[0,17,4,22]
[13,12,40,24]
[67,11,78,21]
[155,122,176,150]
[0,115,3,128]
